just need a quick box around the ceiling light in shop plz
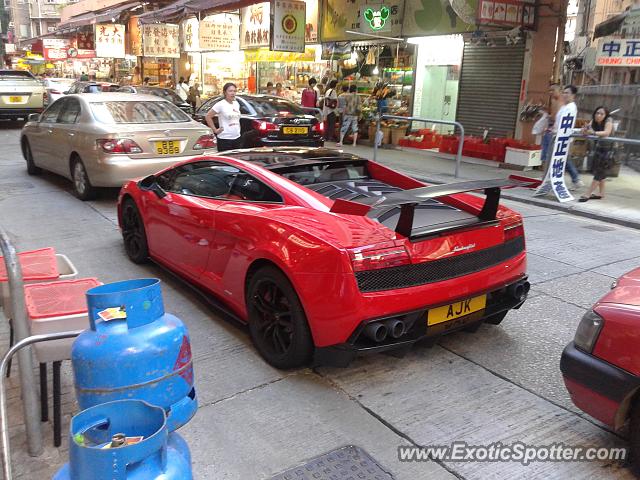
[372,66,379,75]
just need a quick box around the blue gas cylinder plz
[53,400,192,480]
[72,278,197,431]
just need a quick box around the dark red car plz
[561,267,640,466]
[117,147,529,368]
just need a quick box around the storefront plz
[141,23,179,87]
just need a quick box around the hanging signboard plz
[477,0,536,29]
[302,0,318,43]
[244,46,316,62]
[142,24,180,58]
[77,31,95,50]
[43,38,70,61]
[95,24,126,58]
[361,4,393,33]
[240,2,270,49]
[129,16,142,56]
[271,0,306,52]
[596,37,640,66]
[183,17,200,51]
[200,15,238,51]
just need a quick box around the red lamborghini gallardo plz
[117,147,530,368]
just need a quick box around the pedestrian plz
[176,77,189,102]
[143,77,150,86]
[206,82,242,152]
[80,71,89,81]
[301,77,318,108]
[265,81,275,95]
[337,84,349,118]
[337,85,361,147]
[322,80,339,142]
[579,106,614,202]
[275,82,286,97]
[187,82,201,114]
[539,84,561,172]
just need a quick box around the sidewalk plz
[339,144,640,229]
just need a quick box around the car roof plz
[222,147,363,169]
[68,93,170,102]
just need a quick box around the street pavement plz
[0,122,639,479]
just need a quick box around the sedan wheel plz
[247,267,313,369]
[71,158,97,200]
[23,141,41,175]
[121,200,149,264]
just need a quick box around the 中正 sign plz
[271,0,306,52]
[596,37,640,67]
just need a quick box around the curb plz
[414,175,640,231]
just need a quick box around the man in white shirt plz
[176,77,189,102]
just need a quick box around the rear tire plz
[246,266,313,369]
[71,157,97,201]
[121,199,149,264]
[23,140,41,175]
[484,311,508,326]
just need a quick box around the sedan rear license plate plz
[282,126,308,135]
[8,96,24,103]
[155,140,180,155]
[427,295,487,326]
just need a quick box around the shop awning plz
[58,1,141,30]
[594,11,628,39]
[138,0,262,24]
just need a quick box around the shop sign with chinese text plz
[271,0,306,52]
[244,46,316,61]
[200,15,238,51]
[129,16,142,56]
[95,24,125,58]
[142,24,180,58]
[182,17,200,51]
[477,0,536,29]
[596,37,640,67]
[303,0,318,42]
[240,2,270,49]
[43,38,70,61]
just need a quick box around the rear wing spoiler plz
[330,178,534,238]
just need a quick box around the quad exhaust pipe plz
[507,281,530,302]
[363,319,407,343]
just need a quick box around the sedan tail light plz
[347,245,410,272]
[504,222,524,242]
[193,134,216,150]
[312,122,324,134]
[252,119,279,136]
[97,138,143,154]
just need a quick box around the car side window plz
[40,100,65,123]
[229,173,282,202]
[158,161,239,198]
[238,99,251,115]
[58,98,81,124]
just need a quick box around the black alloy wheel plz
[121,200,149,264]
[247,267,313,369]
[23,140,41,175]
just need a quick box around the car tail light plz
[43,91,49,103]
[312,122,324,134]
[504,222,524,242]
[97,138,143,154]
[348,245,410,272]
[574,310,604,353]
[252,120,279,136]
[193,134,216,150]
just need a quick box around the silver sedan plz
[20,93,216,200]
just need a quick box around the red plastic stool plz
[24,277,101,447]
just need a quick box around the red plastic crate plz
[24,278,101,319]
[0,247,59,282]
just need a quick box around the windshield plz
[276,162,369,186]
[90,100,191,124]
[0,70,37,81]
[139,88,183,104]
[251,97,305,116]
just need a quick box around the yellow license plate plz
[8,96,24,103]
[427,295,487,326]
[155,140,180,155]
[282,126,308,135]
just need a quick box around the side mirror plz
[63,90,70,95]
[138,175,167,199]
[28,113,40,122]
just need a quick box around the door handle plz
[68,133,75,137]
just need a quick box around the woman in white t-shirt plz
[206,82,243,152]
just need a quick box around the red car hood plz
[600,267,640,307]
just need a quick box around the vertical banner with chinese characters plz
[271,0,306,52]
[95,24,126,58]
[142,24,180,58]
[128,16,142,56]
[302,0,318,43]
[182,17,200,51]
[240,2,270,49]
[535,106,577,202]
[200,15,238,51]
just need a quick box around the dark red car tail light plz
[193,134,216,150]
[348,245,410,272]
[503,222,524,242]
[252,120,279,136]
[97,138,143,154]
[312,122,324,134]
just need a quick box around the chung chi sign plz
[596,37,640,67]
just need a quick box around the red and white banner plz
[43,39,70,61]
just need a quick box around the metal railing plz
[373,114,466,178]
[0,331,83,480]
[0,228,42,457]
[571,133,640,146]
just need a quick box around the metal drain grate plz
[269,445,395,480]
